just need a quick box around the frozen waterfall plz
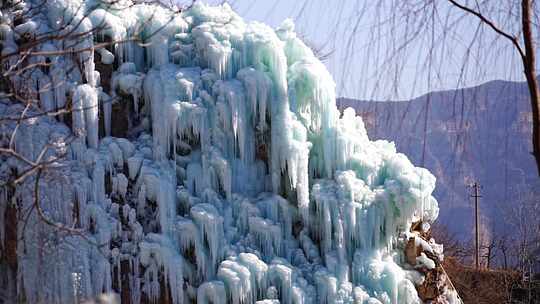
[0,1,460,303]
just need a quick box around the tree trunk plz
[521,0,540,175]
[486,245,493,269]
[502,249,508,269]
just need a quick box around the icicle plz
[38,75,55,112]
[128,155,143,180]
[51,66,67,110]
[191,203,224,275]
[217,259,253,304]
[72,84,99,149]
[238,253,268,298]
[93,161,106,205]
[197,281,227,304]
[112,173,128,199]
[248,217,282,259]
[139,234,184,304]
[267,262,293,304]
[157,164,177,235]
[84,46,98,87]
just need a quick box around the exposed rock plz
[407,221,461,303]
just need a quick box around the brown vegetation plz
[443,257,521,304]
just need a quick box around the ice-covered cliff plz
[0,1,459,303]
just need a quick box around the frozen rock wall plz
[0,1,460,303]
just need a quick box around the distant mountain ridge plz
[338,79,540,238]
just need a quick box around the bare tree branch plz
[446,0,526,59]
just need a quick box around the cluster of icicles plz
[0,1,459,303]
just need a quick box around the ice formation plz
[0,1,460,303]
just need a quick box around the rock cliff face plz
[0,1,459,303]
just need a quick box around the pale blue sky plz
[200,0,533,100]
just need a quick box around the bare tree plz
[445,0,540,174]
[480,237,497,269]
[496,234,511,270]
[431,223,472,263]
[501,182,540,274]
[337,0,539,174]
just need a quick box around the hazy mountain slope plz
[339,80,540,238]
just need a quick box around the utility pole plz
[470,182,482,269]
